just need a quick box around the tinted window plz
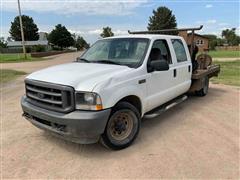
[150,40,172,64]
[172,39,188,62]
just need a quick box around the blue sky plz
[1,0,239,44]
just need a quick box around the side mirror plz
[150,60,169,71]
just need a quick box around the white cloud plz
[114,29,128,35]
[218,22,229,26]
[205,4,213,8]
[2,0,149,16]
[55,27,133,44]
[88,29,102,35]
[206,19,217,24]
[69,29,85,35]
[66,28,128,36]
[0,26,10,37]
[195,19,217,25]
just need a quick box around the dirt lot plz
[1,52,80,73]
[1,52,239,179]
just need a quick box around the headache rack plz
[128,25,203,56]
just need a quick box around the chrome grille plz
[25,79,74,113]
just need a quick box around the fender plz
[93,77,147,116]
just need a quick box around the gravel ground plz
[1,52,239,179]
[1,52,80,73]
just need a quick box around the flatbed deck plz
[189,64,220,92]
[192,64,220,79]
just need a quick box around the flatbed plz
[192,64,220,79]
[189,64,220,92]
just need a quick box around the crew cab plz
[21,33,220,150]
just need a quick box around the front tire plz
[101,102,140,150]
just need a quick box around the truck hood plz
[26,62,131,91]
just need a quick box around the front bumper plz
[21,96,111,144]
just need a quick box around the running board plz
[144,95,188,119]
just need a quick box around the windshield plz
[79,38,149,68]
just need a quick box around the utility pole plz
[17,0,27,59]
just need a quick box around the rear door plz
[170,39,192,94]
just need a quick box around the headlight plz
[75,92,103,110]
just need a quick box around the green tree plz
[48,24,74,49]
[0,37,7,48]
[148,6,177,35]
[9,15,39,41]
[72,33,77,47]
[75,36,89,50]
[222,28,240,46]
[204,34,218,50]
[100,27,114,38]
[216,38,225,46]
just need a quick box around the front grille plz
[25,79,74,113]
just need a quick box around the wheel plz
[195,76,209,96]
[100,102,141,150]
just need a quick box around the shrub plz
[34,45,46,52]
[26,46,31,53]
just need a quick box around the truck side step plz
[144,95,188,119]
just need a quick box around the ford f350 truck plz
[21,27,220,150]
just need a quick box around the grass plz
[0,53,43,63]
[208,50,240,58]
[211,60,240,86]
[0,69,27,84]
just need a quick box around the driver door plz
[146,39,177,112]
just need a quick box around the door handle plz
[138,79,146,84]
[188,65,191,72]
[173,69,177,77]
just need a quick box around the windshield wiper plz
[76,58,90,63]
[94,60,121,65]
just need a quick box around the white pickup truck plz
[21,32,220,150]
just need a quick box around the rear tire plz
[195,76,209,96]
[100,102,140,150]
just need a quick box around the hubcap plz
[109,112,134,141]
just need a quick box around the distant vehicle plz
[68,47,77,51]
[21,26,220,150]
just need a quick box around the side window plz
[171,39,188,62]
[150,40,172,64]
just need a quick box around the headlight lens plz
[75,92,103,110]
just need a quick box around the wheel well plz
[117,95,142,115]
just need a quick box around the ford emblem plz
[37,93,45,99]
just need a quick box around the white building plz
[7,32,49,50]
